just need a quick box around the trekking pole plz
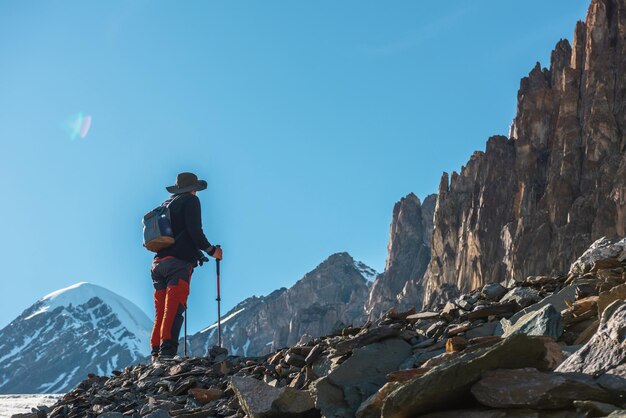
[184,305,187,356]
[216,246,222,348]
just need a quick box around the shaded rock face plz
[365,193,436,319]
[556,299,626,377]
[312,338,412,418]
[230,376,318,418]
[470,368,617,410]
[420,0,626,308]
[501,304,564,340]
[380,334,563,418]
[186,253,373,357]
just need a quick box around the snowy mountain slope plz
[0,283,152,394]
[0,394,62,417]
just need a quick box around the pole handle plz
[215,245,221,274]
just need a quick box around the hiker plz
[149,172,223,361]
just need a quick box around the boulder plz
[573,400,621,416]
[456,299,474,311]
[399,348,446,369]
[419,409,585,417]
[312,338,411,418]
[471,368,616,409]
[556,300,626,378]
[440,302,458,321]
[187,388,223,404]
[143,411,172,418]
[468,302,518,320]
[502,285,576,330]
[230,375,318,418]
[569,237,626,275]
[356,382,401,418]
[501,304,563,339]
[406,312,440,322]
[465,322,497,339]
[481,283,508,301]
[380,334,563,418]
[598,284,626,316]
[334,326,401,355]
[500,287,542,308]
[386,369,429,383]
[447,322,471,336]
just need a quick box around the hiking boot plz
[156,354,181,365]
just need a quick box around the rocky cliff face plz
[418,0,626,308]
[365,193,436,319]
[186,253,374,357]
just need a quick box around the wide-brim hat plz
[166,172,208,194]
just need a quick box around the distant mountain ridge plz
[185,253,376,357]
[0,282,152,394]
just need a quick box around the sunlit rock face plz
[420,0,626,308]
[365,193,436,319]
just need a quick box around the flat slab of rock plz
[468,301,518,319]
[312,338,412,418]
[556,300,626,378]
[481,283,508,301]
[380,334,563,418]
[503,285,577,329]
[334,327,401,355]
[230,375,318,418]
[598,284,626,316]
[406,312,440,321]
[500,286,542,308]
[502,304,563,339]
[471,368,616,409]
[419,408,586,417]
[465,321,498,339]
[356,382,401,418]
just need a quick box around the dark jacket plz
[155,193,212,264]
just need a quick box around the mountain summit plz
[0,282,152,394]
[186,252,376,357]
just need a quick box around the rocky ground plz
[13,237,626,418]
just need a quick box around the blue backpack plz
[142,196,181,252]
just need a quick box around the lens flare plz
[66,112,93,140]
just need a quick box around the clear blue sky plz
[0,1,588,333]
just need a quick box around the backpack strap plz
[163,194,186,242]
[163,194,181,208]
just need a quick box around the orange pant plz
[150,256,193,356]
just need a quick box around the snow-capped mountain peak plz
[0,282,152,394]
[27,282,152,350]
